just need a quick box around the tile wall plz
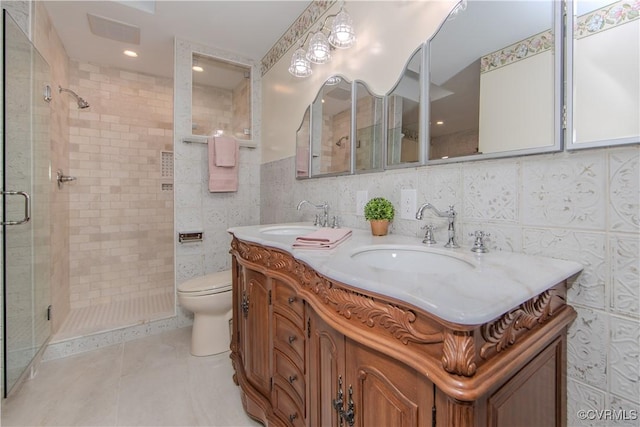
[66,61,174,309]
[173,38,261,295]
[261,145,640,425]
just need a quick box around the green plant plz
[364,197,395,221]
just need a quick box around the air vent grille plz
[87,13,140,44]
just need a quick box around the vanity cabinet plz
[230,237,576,427]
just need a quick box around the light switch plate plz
[356,190,368,216]
[400,189,417,220]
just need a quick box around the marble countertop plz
[228,223,583,326]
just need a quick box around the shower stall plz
[1,9,52,397]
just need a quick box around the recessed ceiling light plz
[124,50,138,57]
[192,65,204,72]
[436,121,444,125]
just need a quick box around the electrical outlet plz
[400,189,417,220]
[356,190,368,216]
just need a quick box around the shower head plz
[58,86,90,109]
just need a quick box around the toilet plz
[177,270,233,356]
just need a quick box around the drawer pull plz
[288,374,297,384]
[288,335,297,344]
[288,296,297,304]
[289,413,298,422]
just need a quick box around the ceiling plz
[43,1,312,81]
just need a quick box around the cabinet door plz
[240,269,271,397]
[307,309,346,427]
[345,338,434,427]
[487,337,564,427]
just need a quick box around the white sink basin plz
[259,225,318,236]
[350,245,475,274]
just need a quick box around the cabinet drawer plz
[274,313,305,365]
[273,280,304,324]
[274,349,305,407]
[273,384,305,427]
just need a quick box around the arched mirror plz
[386,46,424,168]
[310,76,352,177]
[295,106,311,179]
[567,0,639,149]
[191,53,252,140]
[427,0,562,162]
[355,81,384,172]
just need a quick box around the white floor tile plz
[1,327,261,427]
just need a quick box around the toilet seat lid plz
[178,270,232,295]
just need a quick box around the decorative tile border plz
[480,29,553,74]
[261,0,336,76]
[575,0,640,40]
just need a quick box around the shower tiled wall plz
[67,61,174,309]
[261,145,640,425]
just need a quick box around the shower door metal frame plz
[2,8,52,398]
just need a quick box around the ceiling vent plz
[87,13,140,44]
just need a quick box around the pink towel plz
[208,136,239,192]
[292,228,352,250]
[214,136,237,167]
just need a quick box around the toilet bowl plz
[177,270,232,356]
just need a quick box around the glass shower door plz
[2,9,52,397]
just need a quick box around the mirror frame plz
[308,74,354,179]
[425,0,565,165]
[384,44,428,170]
[354,79,385,174]
[565,0,640,150]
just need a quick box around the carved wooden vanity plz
[229,236,577,427]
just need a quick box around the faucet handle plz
[421,224,437,245]
[331,216,340,228]
[469,231,490,253]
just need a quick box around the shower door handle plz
[2,191,31,225]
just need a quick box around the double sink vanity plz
[228,223,583,427]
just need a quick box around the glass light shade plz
[328,9,356,49]
[289,48,313,77]
[306,32,332,64]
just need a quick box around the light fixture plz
[306,31,331,64]
[123,50,138,57]
[328,7,356,49]
[288,3,356,78]
[192,58,203,72]
[288,47,313,77]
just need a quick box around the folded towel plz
[208,136,239,192]
[214,136,237,167]
[293,228,352,250]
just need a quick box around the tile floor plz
[1,327,262,427]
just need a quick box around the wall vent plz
[87,13,140,44]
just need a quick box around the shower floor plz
[52,293,175,342]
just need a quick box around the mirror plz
[296,106,311,179]
[191,53,252,140]
[386,47,423,167]
[568,0,639,149]
[355,81,384,172]
[428,1,561,161]
[310,76,352,177]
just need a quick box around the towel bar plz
[182,136,256,149]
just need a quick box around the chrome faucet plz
[297,200,329,227]
[415,203,459,248]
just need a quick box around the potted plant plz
[364,197,395,236]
